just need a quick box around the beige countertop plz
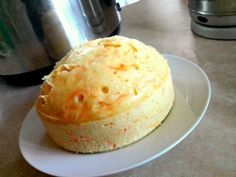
[0,0,235,176]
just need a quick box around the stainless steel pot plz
[0,0,135,85]
[188,0,236,26]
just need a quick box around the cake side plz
[40,73,174,153]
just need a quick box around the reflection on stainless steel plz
[79,0,105,33]
[0,0,121,76]
[188,0,236,26]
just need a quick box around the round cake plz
[35,36,174,153]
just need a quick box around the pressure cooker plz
[0,0,138,85]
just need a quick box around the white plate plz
[19,54,211,177]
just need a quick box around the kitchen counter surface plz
[0,0,235,176]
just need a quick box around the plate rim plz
[163,53,211,117]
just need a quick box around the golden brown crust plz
[36,36,170,125]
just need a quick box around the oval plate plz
[19,54,211,177]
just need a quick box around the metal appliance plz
[188,0,236,39]
[0,0,137,85]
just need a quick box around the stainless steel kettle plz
[0,0,137,85]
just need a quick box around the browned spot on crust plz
[98,101,112,108]
[131,63,140,70]
[102,41,121,48]
[103,122,114,127]
[128,43,138,52]
[133,88,138,96]
[109,63,127,71]
[40,83,52,96]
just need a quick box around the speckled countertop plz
[0,0,235,177]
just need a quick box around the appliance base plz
[0,66,53,86]
[191,20,236,40]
